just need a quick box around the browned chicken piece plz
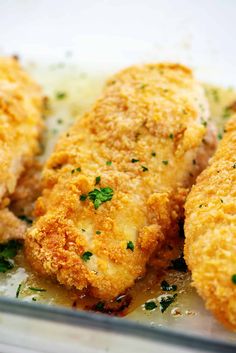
[25,63,216,300]
[0,57,44,241]
[185,114,236,330]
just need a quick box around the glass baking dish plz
[0,297,235,353]
[0,0,236,352]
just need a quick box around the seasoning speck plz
[145,301,157,311]
[127,241,134,251]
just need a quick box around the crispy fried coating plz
[25,63,215,300]
[0,57,44,240]
[185,115,236,330]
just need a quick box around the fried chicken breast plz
[0,57,43,241]
[185,114,236,330]
[25,63,215,300]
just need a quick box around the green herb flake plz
[161,280,177,292]
[80,194,87,201]
[131,158,139,163]
[56,91,67,100]
[95,301,105,311]
[192,159,196,165]
[199,204,203,208]
[96,230,101,235]
[0,240,22,259]
[16,284,22,298]
[29,287,46,292]
[32,297,37,301]
[0,240,22,273]
[232,274,236,284]
[71,167,81,174]
[0,259,14,273]
[57,119,63,124]
[81,229,86,232]
[162,160,169,165]
[145,301,157,311]
[201,120,207,127]
[169,133,174,139]
[220,199,224,204]
[81,251,93,262]
[95,176,101,185]
[159,294,177,313]
[106,161,112,166]
[151,152,156,157]
[88,187,113,209]
[126,241,134,252]
[18,215,33,225]
[141,165,148,172]
[233,163,236,169]
[217,133,223,140]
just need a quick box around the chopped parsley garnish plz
[80,194,87,201]
[71,167,81,174]
[169,133,174,139]
[0,240,22,259]
[232,274,236,284]
[233,163,236,169]
[32,297,37,301]
[56,91,67,100]
[29,287,46,292]
[170,254,188,272]
[201,120,207,127]
[151,152,156,157]
[145,301,157,310]
[126,241,134,251]
[159,294,177,313]
[88,187,114,209]
[57,119,63,124]
[161,280,177,292]
[141,165,148,172]
[220,199,224,203]
[81,229,86,232]
[0,240,22,273]
[95,176,101,185]
[81,251,93,262]
[106,161,112,166]
[0,259,14,273]
[131,158,139,163]
[199,204,203,208]
[162,160,169,165]
[217,133,223,140]
[95,301,105,311]
[96,230,101,235]
[18,215,33,225]
[16,283,22,298]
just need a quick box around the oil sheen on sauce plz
[1,60,236,328]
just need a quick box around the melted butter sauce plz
[1,60,236,328]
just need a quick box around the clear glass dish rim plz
[0,296,235,352]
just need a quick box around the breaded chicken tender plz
[185,114,236,330]
[0,57,43,241]
[25,63,215,300]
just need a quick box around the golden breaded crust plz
[25,63,214,300]
[0,57,44,203]
[185,114,236,330]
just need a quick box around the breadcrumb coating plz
[185,114,236,330]
[0,57,44,240]
[25,63,214,300]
